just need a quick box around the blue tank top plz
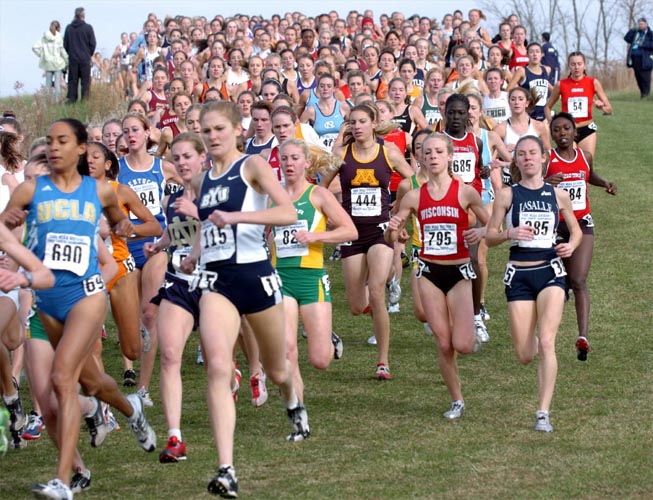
[245,135,277,155]
[479,128,492,194]
[25,175,102,287]
[312,101,344,150]
[196,155,269,267]
[506,183,559,261]
[165,189,200,281]
[521,66,550,121]
[297,76,316,94]
[117,156,167,251]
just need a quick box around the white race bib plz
[321,133,338,151]
[558,180,586,211]
[423,223,457,256]
[131,181,161,216]
[519,211,555,248]
[275,220,309,258]
[351,187,382,217]
[567,97,588,119]
[200,220,235,263]
[451,152,475,183]
[43,233,90,276]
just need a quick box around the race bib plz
[519,211,555,248]
[558,180,586,211]
[200,220,235,263]
[451,152,475,183]
[123,255,136,273]
[423,223,457,256]
[321,133,338,151]
[567,96,588,119]
[274,220,309,258]
[82,274,105,296]
[351,187,382,217]
[43,233,90,276]
[131,181,161,216]
[171,247,198,276]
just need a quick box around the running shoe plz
[375,363,392,381]
[0,407,9,456]
[159,435,187,463]
[6,395,27,433]
[367,334,377,345]
[85,397,108,448]
[386,276,401,305]
[9,430,25,449]
[196,345,204,365]
[123,369,136,387]
[232,368,242,402]
[32,478,73,500]
[208,465,238,498]
[443,400,465,420]
[136,386,154,408]
[423,322,434,336]
[388,303,400,314]
[576,336,591,361]
[141,324,151,352]
[250,372,268,408]
[332,331,344,360]
[126,393,156,452]
[70,469,91,494]
[328,247,341,261]
[22,411,44,440]
[301,326,307,339]
[475,317,489,344]
[534,411,553,433]
[401,251,410,268]
[480,303,491,321]
[286,404,310,442]
[105,405,121,432]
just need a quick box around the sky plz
[0,0,480,97]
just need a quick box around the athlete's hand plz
[173,197,199,219]
[555,242,574,258]
[509,225,534,241]
[113,219,134,238]
[180,255,198,275]
[479,165,491,179]
[208,210,234,228]
[604,182,617,195]
[2,208,27,229]
[544,172,563,186]
[398,229,409,244]
[143,242,160,259]
[463,227,485,245]
[0,269,23,292]
[387,215,404,232]
[293,229,314,244]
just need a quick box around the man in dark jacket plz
[624,17,653,98]
[64,7,96,103]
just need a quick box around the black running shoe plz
[123,369,136,387]
[70,469,91,493]
[286,404,310,442]
[208,466,238,498]
[6,396,27,433]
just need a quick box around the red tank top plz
[148,90,168,113]
[159,110,179,130]
[418,179,469,261]
[384,129,407,192]
[559,76,595,123]
[445,131,482,194]
[509,43,528,71]
[267,146,283,182]
[546,148,591,220]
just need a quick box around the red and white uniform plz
[417,179,469,261]
[546,148,591,220]
[559,76,595,123]
[266,146,283,183]
[445,131,482,194]
[509,42,528,71]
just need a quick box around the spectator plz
[624,17,653,98]
[541,32,560,84]
[32,21,69,100]
[63,6,96,103]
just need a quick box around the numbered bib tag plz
[502,166,513,186]
[274,220,309,258]
[582,213,594,228]
[423,223,457,256]
[518,212,555,248]
[415,258,427,278]
[550,257,567,278]
[43,233,90,276]
[351,187,381,217]
[123,255,136,273]
[451,152,475,183]
[189,269,218,291]
[200,221,235,263]
[458,262,477,280]
[321,274,331,292]
[502,263,516,286]
[82,274,106,296]
[558,180,586,211]
[567,97,588,119]
[171,247,192,273]
[321,133,338,150]
[131,181,161,216]
[377,221,389,232]
[260,271,282,297]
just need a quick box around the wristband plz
[21,270,33,288]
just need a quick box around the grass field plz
[1,92,652,499]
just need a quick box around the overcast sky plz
[0,0,483,96]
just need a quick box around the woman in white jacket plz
[32,21,68,100]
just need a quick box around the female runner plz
[507,42,552,121]
[321,102,413,379]
[385,133,488,418]
[486,135,581,433]
[272,138,357,402]
[545,51,613,158]
[545,112,617,360]
[300,73,349,151]
[181,101,310,498]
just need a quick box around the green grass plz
[1,91,652,499]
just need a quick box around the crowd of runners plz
[0,6,620,499]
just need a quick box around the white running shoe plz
[250,372,268,408]
[443,400,465,420]
[136,386,154,408]
[475,317,490,343]
[387,303,400,314]
[32,478,73,500]
[386,276,401,305]
[126,394,156,452]
[367,334,377,346]
[423,322,434,336]
[534,411,553,433]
